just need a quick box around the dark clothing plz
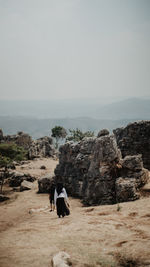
[56,197,70,217]
[49,185,55,203]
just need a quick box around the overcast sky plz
[0,0,150,101]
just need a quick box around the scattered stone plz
[113,121,150,170]
[38,174,54,193]
[20,180,34,191]
[0,194,10,202]
[51,251,72,267]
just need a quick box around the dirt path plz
[0,159,150,267]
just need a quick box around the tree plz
[66,128,94,142]
[0,143,27,193]
[51,126,67,148]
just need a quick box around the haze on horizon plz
[0,0,150,102]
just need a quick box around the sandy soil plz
[0,158,150,267]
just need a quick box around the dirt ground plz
[0,158,150,267]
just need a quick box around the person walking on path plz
[54,183,70,218]
[49,182,55,212]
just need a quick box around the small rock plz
[51,251,72,267]
[40,165,46,170]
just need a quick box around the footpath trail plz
[0,158,150,267]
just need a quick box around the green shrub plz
[0,143,27,163]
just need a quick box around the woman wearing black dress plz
[54,183,70,218]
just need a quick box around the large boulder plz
[121,155,149,188]
[97,129,109,137]
[20,180,34,191]
[115,178,140,202]
[38,174,54,193]
[113,121,150,170]
[9,171,35,187]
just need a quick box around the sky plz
[0,0,150,101]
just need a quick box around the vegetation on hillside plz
[0,143,27,193]
[66,128,94,142]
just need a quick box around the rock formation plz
[38,174,54,193]
[54,134,149,205]
[9,171,35,187]
[28,136,55,159]
[113,121,150,170]
[4,131,32,149]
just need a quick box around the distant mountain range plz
[0,97,149,138]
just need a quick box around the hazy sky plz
[0,0,150,100]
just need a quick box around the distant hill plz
[0,97,150,120]
[94,98,150,120]
[0,97,149,138]
[0,116,140,139]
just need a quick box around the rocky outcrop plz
[113,121,150,170]
[38,174,54,193]
[9,171,35,187]
[115,155,149,202]
[28,137,55,159]
[54,135,149,206]
[4,131,32,149]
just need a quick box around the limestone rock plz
[38,174,54,193]
[28,136,55,159]
[122,155,143,171]
[97,129,109,137]
[113,121,150,170]
[115,177,140,202]
[54,133,149,205]
[4,131,32,149]
[51,251,72,267]
[20,180,34,191]
[9,171,35,187]
[121,155,149,187]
